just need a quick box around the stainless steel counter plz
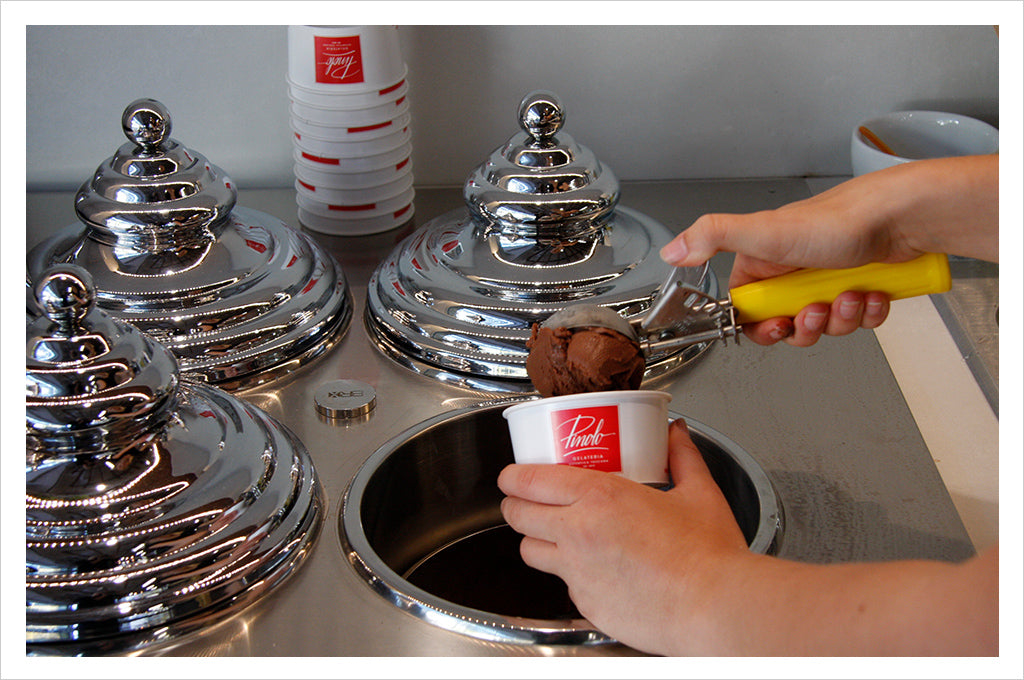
[25,181,975,656]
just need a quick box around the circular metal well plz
[340,401,783,646]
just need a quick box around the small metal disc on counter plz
[27,98,353,391]
[315,379,377,419]
[364,90,718,393]
[25,265,324,655]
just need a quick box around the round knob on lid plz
[519,90,564,142]
[34,264,95,334]
[121,98,172,150]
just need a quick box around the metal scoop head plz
[640,264,735,341]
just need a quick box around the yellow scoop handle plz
[729,252,951,324]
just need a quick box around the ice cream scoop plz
[528,253,953,392]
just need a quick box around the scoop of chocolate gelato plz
[526,322,645,397]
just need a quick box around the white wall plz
[24,25,999,191]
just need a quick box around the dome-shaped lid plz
[75,98,237,249]
[463,91,619,237]
[25,266,324,654]
[26,264,178,453]
[28,99,353,391]
[365,91,717,393]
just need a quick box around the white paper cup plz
[291,111,410,142]
[291,124,410,158]
[294,140,412,172]
[294,154,412,189]
[298,203,414,236]
[296,186,415,219]
[290,96,409,127]
[295,172,413,203]
[287,25,405,92]
[503,391,672,485]
[287,77,408,110]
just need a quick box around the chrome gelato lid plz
[26,265,324,654]
[463,90,620,237]
[27,98,352,391]
[364,91,717,392]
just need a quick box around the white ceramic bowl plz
[287,25,405,92]
[851,110,999,176]
[298,203,414,236]
[293,153,412,189]
[503,391,672,485]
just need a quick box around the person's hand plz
[660,174,904,346]
[659,156,998,347]
[500,418,1000,656]
[498,418,753,655]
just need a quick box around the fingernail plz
[660,238,688,263]
[804,311,827,332]
[866,300,884,316]
[839,299,861,320]
[767,323,794,342]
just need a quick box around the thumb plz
[667,418,715,491]
[660,213,758,267]
[661,211,799,268]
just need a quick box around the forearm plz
[857,154,998,263]
[677,545,998,656]
[663,154,999,270]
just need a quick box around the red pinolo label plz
[314,35,364,84]
[551,405,622,472]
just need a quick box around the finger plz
[740,317,795,345]
[517,535,562,576]
[500,495,564,545]
[660,212,771,267]
[497,463,603,506]
[825,291,866,336]
[666,418,715,489]
[861,292,891,329]
[785,303,829,347]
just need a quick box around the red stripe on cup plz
[298,180,315,191]
[294,132,301,140]
[301,151,340,165]
[347,120,393,134]
[396,158,410,170]
[394,204,412,218]
[380,79,405,95]
[329,203,377,212]
[395,95,406,106]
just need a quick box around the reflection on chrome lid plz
[28,98,353,391]
[365,91,716,392]
[26,265,324,655]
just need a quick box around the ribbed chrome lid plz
[26,265,324,654]
[27,264,179,454]
[365,91,716,393]
[463,90,620,238]
[28,98,353,391]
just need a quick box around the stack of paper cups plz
[287,25,415,235]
